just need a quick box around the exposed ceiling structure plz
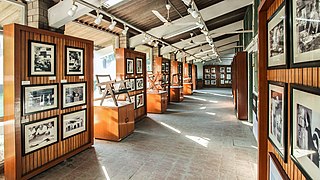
[0,0,25,28]
[48,0,253,64]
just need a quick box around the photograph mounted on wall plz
[205,80,210,85]
[211,74,216,79]
[126,79,135,91]
[269,152,290,180]
[130,96,136,109]
[136,93,144,108]
[22,84,58,115]
[293,0,320,67]
[211,67,215,73]
[65,46,84,75]
[291,84,320,179]
[205,68,210,73]
[220,74,225,79]
[136,58,143,74]
[126,58,134,74]
[136,78,144,90]
[62,82,86,109]
[267,3,286,68]
[62,109,87,140]
[205,74,210,79]
[22,116,58,155]
[211,80,216,85]
[29,40,56,76]
[268,82,287,161]
[220,67,225,73]
[227,67,231,73]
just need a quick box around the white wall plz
[194,62,203,79]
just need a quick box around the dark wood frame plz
[136,57,143,74]
[266,1,289,69]
[289,0,320,68]
[136,78,144,90]
[28,40,56,76]
[21,116,59,156]
[136,93,144,109]
[269,152,290,180]
[290,84,320,180]
[61,108,87,140]
[126,58,134,74]
[21,83,59,116]
[267,81,288,162]
[65,46,85,76]
[126,78,136,91]
[61,81,87,109]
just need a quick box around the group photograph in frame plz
[136,78,144,90]
[22,116,59,155]
[65,46,84,76]
[62,82,87,109]
[136,58,143,74]
[269,152,290,180]
[268,81,287,161]
[28,40,56,76]
[267,2,287,68]
[62,109,87,140]
[22,84,59,116]
[292,0,320,67]
[126,58,134,74]
[291,84,320,179]
[136,93,144,108]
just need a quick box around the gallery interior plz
[0,0,319,179]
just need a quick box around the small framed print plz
[136,78,144,90]
[267,2,287,68]
[22,84,59,116]
[226,67,231,73]
[61,82,86,109]
[220,74,225,79]
[126,58,134,74]
[211,74,216,79]
[204,80,210,85]
[211,80,216,85]
[269,152,290,180]
[130,96,136,109]
[204,68,210,73]
[205,74,210,79]
[28,40,56,76]
[65,46,84,76]
[268,81,288,162]
[136,93,144,108]
[220,67,225,73]
[226,74,231,80]
[62,109,87,140]
[291,84,320,179]
[126,79,135,91]
[211,67,216,73]
[136,58,143,74]
[220,80,225,85]
[292,0,320,67]
[22,116,59,155]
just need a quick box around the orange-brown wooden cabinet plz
[183,83,193,95]
[147,91,168,113]
[94,101,134,141]
[170,86,184,102]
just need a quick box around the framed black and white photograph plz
[136,58,143,74]
[62,82,86,109]
[126,58,134,74]
[22,84,59,116]
[62,109,87,140]
[220,74,225,79]
[22,116,58,155]
[269,152,290,180]
[28,40,56,76]
[227,67,231,73]
[65,46,84,76]
[211,74,216,79]
[211,67,215,73]
[226,74,231,80]
[220,67,225,73]
[205,80,210,85]
[211,80,216,85]
[136,93,144,108]
[267,3,287,68]
[136,78,144,90]
[268,82,287,161]
[126,79,135,91]
[204,68,210,73]
[292,0,320,67]
[205,74,210,79]
[220,80,224,85]
[291,84,320,179]
[130,96,136,109]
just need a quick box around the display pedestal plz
[94,101,134,141]
[147,91,168,113]
[170,86,184,102]
[183,83,193,95]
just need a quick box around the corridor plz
[33,89,257,180]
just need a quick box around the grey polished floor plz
[32,88,257,180]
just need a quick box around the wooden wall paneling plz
[192,64,197,90]
[4,24,94,179]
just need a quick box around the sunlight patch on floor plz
[206,112,216,116]
[200,107,206,110]
[102,166,111,180]
[160,122,181,134]
[241,121,253,127]
[185,135,210,147]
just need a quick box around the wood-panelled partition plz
[259,0,318,179]
[3,24,94,179]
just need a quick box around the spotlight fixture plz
[196,22,204,29]
[154,41,159,47]
[201,29,208,35]
[108,18,117,30]
[148,40,153,45]
[187,8,199,18]
[94,10,103,25]
[68,0,78,17]
[122,25,129,35]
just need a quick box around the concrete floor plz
[31,88,257,180]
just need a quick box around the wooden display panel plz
[147,91,168,113]
[170,86,183,102]
[3,24,94,179]
[154,57,171,103]
[192,64,197,90]
[235,52,248,120]
[203,65,232,88]
[115,48,147,122]
[183,83,193,95]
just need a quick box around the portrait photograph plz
[293,0,320,66]
[220,67,225,73]
[29,40,56,76]
[136,58,143,74]
[205,73,210,79]
[22,84,58,115]
[136,93,144,108]
[268,4,286,68]
[226,74,231,80]
[204,68,210,73]
[268,82,287,160]
[22,116,58,155]
[62,109,86,140]
[66,46,84,75]
[227,67,231,73]
[136,78,144,90]
[211,74,216,79]
[220,74,225,79]
[205,80,210,85]
[130,96,136,109]
[126,79,135,91]
[211,67,215,73]
[291,85,320,179]
[211,80,216,85]
[126,58,134,74]
[220,80,224,85]
[62,82,86,109]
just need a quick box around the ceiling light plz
[67,1,78,17]
[122,25,129,35]
[201,29,208,35]
[108,18,117,30]
[148,40,153,45]
[94,10,103,25]
[196,22,204,29]
[154,41,159,47]
[187,8,199,18]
